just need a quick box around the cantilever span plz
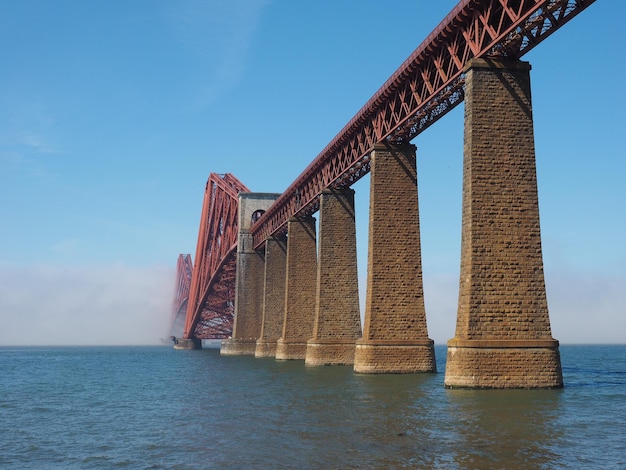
[249,0,595,247]
[182,173,250,341]
[169,254,193,338]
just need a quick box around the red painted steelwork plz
[184,173,250,339]
[170,254,193,334]
[251,0,595,248]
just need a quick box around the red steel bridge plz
[172,0,595,341]
[172,173,249,340]
[169,254,192,338]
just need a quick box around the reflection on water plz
[222,352,569,469]
[445,388,563,469]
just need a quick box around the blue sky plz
[0,1,624,346]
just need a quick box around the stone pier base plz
[254,340,277,358]
[355,143,436,374]
[444,58,563,388]
[220,339,257,355]
[444,340,563,388]
[173,338,202,350]
[353,340,436,374]
[305,340,356,366]
[275,340,307,360]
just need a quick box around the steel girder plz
[190,247,238,339]
[169,254,193,335]
[250,0,595,248]
[184,173,250,339]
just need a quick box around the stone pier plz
[444,58,563,388]
[172,338,202,350]
[255,235,287,357]
[353,143,436,373]
[275,216,317,360]
[305,188,362,366]
[221,193,279,356]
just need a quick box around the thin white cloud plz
[164,0,271,108]
[16,131,63,155]
[422,269,626,345]
[0,101,64,183]
[0,264,175,346]
[2,260,621,347]
[546,269,626,344]
[4,99,63,153]
[359,269,625,346]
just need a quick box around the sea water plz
[1,345,624,469]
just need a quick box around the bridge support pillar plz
[276,216,317,360]
[222,193,279,356]
[306,188,361,366]
[255,235,287,358]
[353,143,436,373]
[221,232,265,355]
[444,58,563,388]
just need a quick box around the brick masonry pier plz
[444,58,563,388]
[275,216,318,360]
[353,143,436,374]
[255,235,287,358]
[222,193,279,356]
[305,189,362,366]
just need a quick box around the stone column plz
[306,188,362,366]
[222,192,280,355]
[353,142,436,373]
[220,231,265,355]
[275,216,317,360]
[255,235,287,357]
[444,58,563,388]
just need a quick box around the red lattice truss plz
[170,253,193,333]
[184,173,250,339]
[251,0,595,247]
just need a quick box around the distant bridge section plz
[250,0,595,247]
[169,254,193,338]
